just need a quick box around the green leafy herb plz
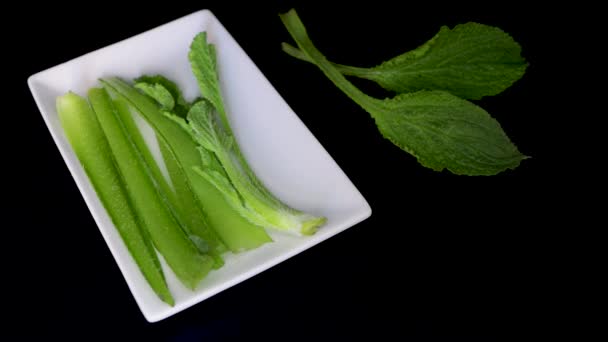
[179,32,326,235]
[282,22,527,100]
[280,9,526,175]
[57,92,174,305]
[135,75,191,118]
[134,82,175,110]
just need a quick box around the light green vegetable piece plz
[112,98,226,268]
[182,32,327,236]
[56,92,174,305]
[282,22,527,100]
[88,87,213,289]
[101,78,272,252]
[280,9,526,175]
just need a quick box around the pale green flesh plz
[158,136,226,267]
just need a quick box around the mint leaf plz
[135,82,175,110]
[281,9,526,175]
[135,75,191,117]
[282,22,527,100]
[188,35,226,122]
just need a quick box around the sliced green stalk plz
[56,92,174,305]
[100,79,272,252]
[88,87,213,289]
[186,33,327,235]
[113,98,225,268]
[158,135,225,267]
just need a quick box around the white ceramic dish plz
[28,9,371,322]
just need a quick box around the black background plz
[7,0,565,340]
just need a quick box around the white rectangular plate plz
[28,9,371,322]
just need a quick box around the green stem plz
[279,10,382,114]
[281,42,378,78]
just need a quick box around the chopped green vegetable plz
[280,9,526,175]
[101,78,273,252]
[88,87,213,289]
[182,32,326,235]
[112,98,226,268]
[56,92,174,305]
[282,22,527,100]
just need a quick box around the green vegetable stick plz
[88,87,213,289]
[112,98,226,268]
[125,77,225,254]
[100,79,272,252]
[157,138,224,267]
[56,92,174,305]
